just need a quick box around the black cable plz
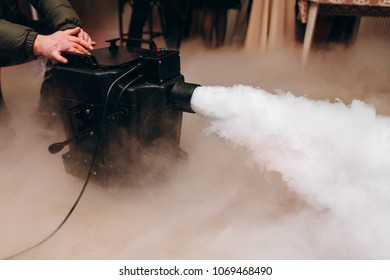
[113,74,144,113]
[3,63,142,260]
[99,64,142,148]
[4,160,93,260]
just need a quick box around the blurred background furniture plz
[302,0,390,65]
[117,0,166,45]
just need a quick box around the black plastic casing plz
[45,45,199,185]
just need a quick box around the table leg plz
[302,2,319,66]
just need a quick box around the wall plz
[69,0,130,47]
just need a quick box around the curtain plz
[356,16,390,48]
[225,0,253,46]
[244,0,296,51]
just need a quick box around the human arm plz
[0,1,94,63]
[29,0,95,44]
[33,27,93,64]
[29,0,81,31]
[0,19,38,61]
[0,19,93,64]
[32,0,96,63]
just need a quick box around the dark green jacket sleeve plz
[0,19,38,61]
[29,0,81,31]
[0,0,81,62]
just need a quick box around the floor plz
[0,28,389,259]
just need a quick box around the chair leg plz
[176,0,192,49]
[348,16,361,46]
[118,0,125,42]
[157,1,167,37]
[119,0,135,44]
[0,68,15,146]
[148,2,154,39]
[0,68,11,124]
[302,2,319,66]
[148,1,166,40]
[0,68,4,110]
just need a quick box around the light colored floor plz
[0,33,389,259]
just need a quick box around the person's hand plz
[33,27,94,64]
[77,28,96,46]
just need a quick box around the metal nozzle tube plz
[169,82,200,113]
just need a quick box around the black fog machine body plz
[46,39,199,185]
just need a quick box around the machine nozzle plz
[169,82,200,113]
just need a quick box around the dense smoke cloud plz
[192,85,390,258]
